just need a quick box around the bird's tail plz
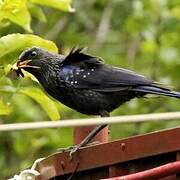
[132,85,180,98]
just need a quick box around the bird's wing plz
[61,47,103,66]
[60,48,154,92]
[74,66,154,91]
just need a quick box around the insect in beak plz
[11,60,40,77]
[12,59,32,70]
[12,59,40,69]
[11,62,25,77]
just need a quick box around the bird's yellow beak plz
[17,60,32,68]
[11,60,32,70]
[12,60,40,71]
[18,60,32,68]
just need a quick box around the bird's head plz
[12,47,55,77]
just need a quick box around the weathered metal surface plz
[35,126,180,179]
[38,153,177,180]
[109,164,129,178]
[109,151,176,178]
[103,161,180,180]
[52,167,109,180]
[108,152,177,180]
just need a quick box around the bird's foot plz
[69,141,100,161]
[69,144,80,161]
[57,146,75,153]
[57,141,100,160]
[57,145,80,161]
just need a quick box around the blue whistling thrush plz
[12,47,180,157]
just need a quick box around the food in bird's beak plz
[11,62,19,71]
[16,67,25,77]
[11,62,24,77]
[11,59,40,77]
[11,60,32,77]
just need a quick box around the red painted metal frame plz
[103,161,180,180]
[35,126,180,179]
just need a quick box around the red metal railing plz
[103,161,180,180]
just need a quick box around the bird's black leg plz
[69,111,109,159]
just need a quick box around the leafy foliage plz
[31,0,75,12]
[20,87,60,120]
[0,0,74,31]
[0,98,11,115]
[0,1,74,176]
[0,33,60,121]
[0,33,58,64]
[0,0,31,32]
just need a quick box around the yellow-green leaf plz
[31,0,75,12]
[0,33,58,64]
[0,98,11,115]
[28,3,46,22]
[0,0,32,32]
[20,87,60,120]
[171,6,180,19]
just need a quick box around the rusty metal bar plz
[103,161,180,180]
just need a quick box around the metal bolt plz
[121,143,126,151]
[60,161,66,171]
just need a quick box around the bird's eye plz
[31,51,37,57]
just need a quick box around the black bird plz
[12,47,180,155]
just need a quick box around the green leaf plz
[0,0,32,32]
[171,6,180,19]
[0,33,58,64]
[31,0,75,12]
[20,87,60,120]
[0,98,11,115]
[28,3,46,22]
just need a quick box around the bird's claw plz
[69,145,80,161]
[57,146,74,153]
[69,141,100,161]
[57,145,80,160]
[58,141,101,161]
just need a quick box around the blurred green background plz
[0,0,180,178]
